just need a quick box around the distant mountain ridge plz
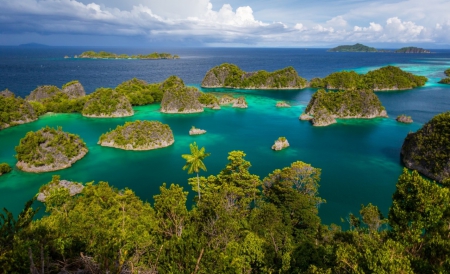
[18,43,50,47]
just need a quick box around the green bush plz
[115,78,163,105]
[82,88,132,116]
[0,163,12,175]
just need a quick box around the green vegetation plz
[439,68,450,84]
[328,43,378,52]
[395,47,430,53]
[0,91,37,129]
[15,126,87,170]
[61,80,79,89]
[160,76,203,113]
[201,63,308,89]
[305,89,386,118]
[79,51,179,59]
[82,88,133,117]
[311,65,428,91]
[4,151,449,272]
[182,142,210,200]
[198,93,219,105]
[0,163,12,175]
[115,78,163,106]
[401,111,450,183]
[397,114,413,123]
[98,120,174,150]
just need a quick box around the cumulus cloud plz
[0,0,449,46]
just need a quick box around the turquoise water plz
[1,48,450,225]
[0,87,423,225]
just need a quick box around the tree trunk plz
[197,173,201,201]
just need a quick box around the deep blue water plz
[0,46,449,225]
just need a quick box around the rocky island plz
[396,114,413,123]
[37,175,84,202]
[310,66,427,91]
[198,93,221,109]
[328,43,377,52]
[82,88,134,117]
[201,63,308,89]
[189,126,207,135]
[160,76,204,114]
[395,47,430,53]
[0,89,37,130]
[272,137,290,151]
[401,112,450,184]
[0,163,12,176]
[276,101,291,107]
[76,51,179,59]
[439,69,450,84]
[115,78,163,106]
[15,126,88,172]
[26,81,87,114]
[98,120,174,150]
[301,89,388,126]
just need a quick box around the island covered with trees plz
[328,43,431,53]
[201,63,308,89]
[75,51,180,59]
[15,126,88,172]
[98,120,175,150]
[401,111,450,184]
[310,65,427,91]
[439,68,450,84]
[160,76,204,113]
[0,89,37,130]
[301,89,388,126]
[82,88,134,117]
[0,163,12,176]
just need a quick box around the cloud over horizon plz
[0,0,449,47]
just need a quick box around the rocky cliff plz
[401,112,450,184]
[201,63,308,89]
[396,115,413,124]
[272,137,290,151]
[98,120,174,150]
[37,177,84,202]
[62,81,86,98]
[303,89,387,126]
[160,76,204,113]
[26,85,61,102]
[15,126,88,173]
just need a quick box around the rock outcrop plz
[37,179,84,202]
[160,76,204,114]
[233,97,248,108]
[304,89,387,126]
[82,88,134,117]
[0,89,14,98]
[201,63,308,89]
[62,81,86,98]
[198,93,220,109]
[396,115,413,124]
[98,120,174,150]
[26,85,61,102]
[189,127,206,135]
[219,95,236,105]
[276,101,291,108]
[401,112,450,183]
[272,137,290,151]
[299,113,313,121]
[15,126,88,173]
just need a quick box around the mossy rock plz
[401,112,450,183]
[26,85,61,102]
[82,88,134,117]
[62,80,86,98]
[15,126,88,172]
[98,120,174,150]
[160,76,203,113]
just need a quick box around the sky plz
[0,0,449,48]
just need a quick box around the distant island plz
[328,43,430,53]
[300,89,388,126]
[18,43,50,47]
[328,43,377,52]
[201,63,308,89]
[310,65,427,91]
[15,126,88,173]
[71,51,180,60]
[98,120,174,150]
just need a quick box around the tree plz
[182,142,210,201]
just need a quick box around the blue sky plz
[1,0,449,47]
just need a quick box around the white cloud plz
[326,16,347,28]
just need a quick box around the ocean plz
[1,46,449,225]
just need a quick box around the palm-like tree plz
[182,142,210,201]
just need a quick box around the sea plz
[1,46,449,225]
